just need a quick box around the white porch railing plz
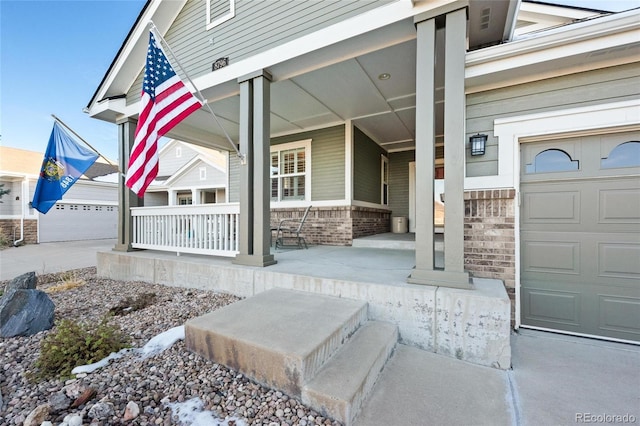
[131,203,240,257]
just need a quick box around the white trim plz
[270,139,312,203]
[520,325,640,346]
[271,199,350,209]
[474,99,640,331]
[409,161,416,233]
[465,99,640,191]
[345,120,353,203]
[352,199,390,210]
[206,0,235,31]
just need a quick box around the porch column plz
[234,70,276,267]
[408,3,471,289]
[114,118,142,252]
[168,190,177,206]
[192,189,201,205]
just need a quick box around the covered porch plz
[97,234,511,369]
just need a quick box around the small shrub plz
[31,316,131,380]
[0,227,8,249]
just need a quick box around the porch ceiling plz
[155,2,637,154]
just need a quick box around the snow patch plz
[166,397,246,426]
[71,325,185,374]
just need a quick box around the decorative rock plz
[62,380,84,399]
[41,422,53,426]
[88,401,115,420]
[62,413,83,426]
[0,289,55,337]
[123,400,140,421]
[4,271,37,293]
[23,403,50,426]
[49,391,71,411]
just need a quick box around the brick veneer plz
[0,219,38,245]
[464,189,516,324]
[271,206,390,246]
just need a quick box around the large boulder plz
[3,271,37,293]
[0,288,55,337]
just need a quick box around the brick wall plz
[464,189,516,324]
[271,206,390,246]
[0,219,38,245]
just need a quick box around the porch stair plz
[184,288,398,425]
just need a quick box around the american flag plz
[125,31,202,197]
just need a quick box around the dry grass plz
[44,271,86,294]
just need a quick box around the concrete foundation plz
[98,247,511,369]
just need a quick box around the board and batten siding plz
[127,0,393,104]
[353,127,386,204]
[228,125,346,203]
[466,63,640,178]
[388,150,415,218]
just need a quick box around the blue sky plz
[1,0,146,161]
[1,0,637,162]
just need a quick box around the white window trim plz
[381,154,389,206]
[270,139,311,205]
[206,0,235,31]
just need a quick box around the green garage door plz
[520,131,640,342]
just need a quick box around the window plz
[206,0,235,30]
[270,140,311,202]
[177,194,193,205]
[381,155,389,205]
[601,141,640,169]
[525,149,578,173]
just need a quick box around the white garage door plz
[520,131,640,343]
[39,203,118,243]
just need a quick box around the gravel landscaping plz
[0,267,341,426]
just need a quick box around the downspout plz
[13,178,27,246]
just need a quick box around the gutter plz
[13,179,27,246]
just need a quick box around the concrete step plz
[185,288,368,397]
[302,321,398,426]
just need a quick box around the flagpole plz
[148,22,246,164]
[51,114,122,173]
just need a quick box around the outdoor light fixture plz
[469,133,488,156]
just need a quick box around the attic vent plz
[480,7,491,30]
[206,0,235,31]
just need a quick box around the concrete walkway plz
[357,329,640,426]
[1,240,638,425]
[0,239,116,280]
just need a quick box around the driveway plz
[0,239,116,281]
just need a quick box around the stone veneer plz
[463,189,516,324]
[271,206,390,246]
[0,219,38,245]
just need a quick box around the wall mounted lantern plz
[469,133,488,156]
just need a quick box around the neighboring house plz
[86,0,639,345]
[0,146,118,244]
[143,139,228,207]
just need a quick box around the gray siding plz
[65,181,118,202]
[353,127,386,204]
[144,192,168,207]
[127,0,393,103]
[388,150,415,217]
[0,180,21,215]
[228,125,346,203]
[228,154,241,203]
[272,125,345,201]
[466,63,640,177]
[158,143,201,177]
[171,163,227,188]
